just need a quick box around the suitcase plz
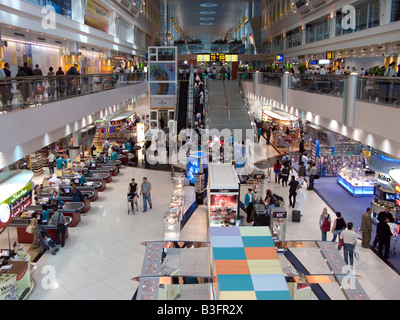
[292,210,301,222]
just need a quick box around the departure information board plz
[197,54,210,62]
[225,54,238,62]
[210,53,225,62]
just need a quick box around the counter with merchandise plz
[208,164,240,227]
[337,167,375,196]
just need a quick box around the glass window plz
[306,18,329,44]
[286,28,301,48]
[335,0,380,36]
[391,0,400,22]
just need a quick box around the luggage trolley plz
[389,223,400,256]
[127,193,139,214]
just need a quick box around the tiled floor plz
[1,136,400,300]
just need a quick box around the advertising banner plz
[0,182,33,231]
[149,63,176,82]
[85,0,109,33]
[25,0,72,19]
[150,83,176,96]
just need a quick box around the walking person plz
[307,162,317,190]
[377,216,393,259]
[66,63,80,96]
[340,222,358,267]
[273,160,281,183]
[319,208,331,241]
[128,178,139,211]
[266,126,271,145]
[331,212,347,243]
[244,188,254,223]
[140,177,152,213]
[47,67,56,99]
[288,175,298,208]
[360,207,373,248]
[281,165,289,186]
[50,209,66,248]
[30,212,39,249]
[47,152,56,174]
[295,178,307,213]
[373,207,393,247]
[56,67,65,96]
[264,189,276,215]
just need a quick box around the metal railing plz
[238,72,400,107]
[0,72,147,111]
[357,76,400,105]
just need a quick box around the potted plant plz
[297,63,307,74]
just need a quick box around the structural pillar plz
[343,73,358,128]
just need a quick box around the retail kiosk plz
[208,164,240,227]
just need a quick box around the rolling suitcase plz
[292,210,301,222]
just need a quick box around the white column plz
[71,0,86,24]
[329,11,336,38]
[343,73,358,128]
[108,11,117,37]
[380,0,392,26]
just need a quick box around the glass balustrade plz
[0,72,147,112]
[238,72,400,107]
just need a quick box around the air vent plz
[14,32,25,37]
[37,37,46,41]
[362,48,367,51]
[91,48,95,51]
[55,40,62,44]
[350,50,355,53]
[395,44,400,47]
[377,46,383,49]
[81,46,86,49]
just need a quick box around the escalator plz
[177,81,189,132]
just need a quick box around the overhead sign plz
[395,183,400,207]
[276,54,284,62]
[225,54,238,62]
[197,54,210,62]
[326,51,333,60]
[210,53,225,62]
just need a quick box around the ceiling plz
[168,0,250,43]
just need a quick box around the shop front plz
[262,109,298,150]
[369,155,400,220]
[208,164,240,227]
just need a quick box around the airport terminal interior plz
[0,0,400,301]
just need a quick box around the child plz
[44,235,59,255]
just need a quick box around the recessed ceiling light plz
[200,3,218,7]
[200,22,213,25]
[200,17,215,20]
[200,11,216,14]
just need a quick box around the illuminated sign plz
[225,54,238,62]
[276,54,284,62]
[395,183,400,207]
[376,172,391,185]
[197,54,210,62]
[210,53,225,62]
[0,183,33,229]
[326,51,333,59]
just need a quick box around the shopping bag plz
[338,239,344,251]
[26,225,33,234]
[36,86,45,95]
[354,250,360,261]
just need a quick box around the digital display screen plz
[197,54,210,62]
[374,187,382,199]
[385,193,395,202]
[210,53,225,62]
[395,183,400,207]
[1,249,10,257]
[225,54,238,62]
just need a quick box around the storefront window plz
[391,0,400,22]
[272,36,283,51]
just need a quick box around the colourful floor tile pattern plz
[210,226,291,300]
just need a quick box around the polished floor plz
[2,136,400,300]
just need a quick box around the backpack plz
[322,215,331,232]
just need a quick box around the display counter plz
[371,184,397,222]
[337,168,375,196]
[62,171,111,184]
[23,202,84,227]
[59,184,99,202]
[9,217,72,244]
[36,192,93,213]
[0,250,32,300]
[82,162,120,174]
[208,164,240,227]
[73,166,118,177]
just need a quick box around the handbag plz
[338,239,344,251]
[354,249,360,261]
[36,86,45,95]
[26,225,34,234]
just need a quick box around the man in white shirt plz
[340,222,358,266]
[320,66,326,75]
[301,153,308,171]
[359,68,366,76]
[384,62,397,77]
[335,68,343,75]
[47,153,56,174]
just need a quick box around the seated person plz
[50,191,65,209]
[41,204,50,223]
[70,183,83,202]
[79,173,88,186]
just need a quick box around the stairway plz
[177,81,189,132]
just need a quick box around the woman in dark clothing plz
[377,217,393,259]
[16,67,29,105]
[331,212,347,243]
